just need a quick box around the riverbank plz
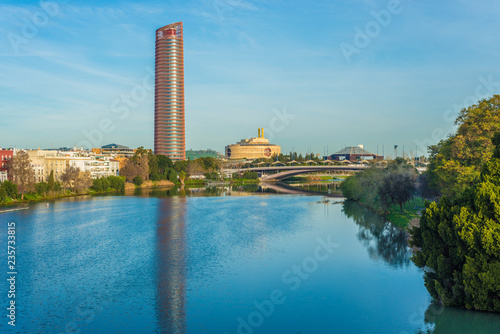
[384,197,426,229]
[185,178,261,186]
[124,180,175,190]
[353,197,425,230]
[0,180,176,207]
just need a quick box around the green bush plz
[0,187,6,202]
[35,182,49,195]
[341,161,417,214]
[92,176,125,192]
[410,132,500,311]
[133,176,143,186]
[92,178,103,192]
[242,171,258,180]
[108,176,125,191]
[1,180,18,198]
[205,172,219,180]
[164,168,178,184]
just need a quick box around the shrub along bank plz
[341,158,421,228]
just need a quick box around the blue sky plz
[1,0,500,157]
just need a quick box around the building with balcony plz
[69,157,119,179]
[44,156,71,181]
[94,144,135,158]
[0,149,13,181]
[154,22,186,161]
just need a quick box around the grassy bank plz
[0,190,96,207]
[355,196,425,229]
[383,197,425,228]
[1,180,176,207]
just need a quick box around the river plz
[0,185,499,333]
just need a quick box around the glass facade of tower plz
[154,22,185,161]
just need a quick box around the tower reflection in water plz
[155,196,187,334]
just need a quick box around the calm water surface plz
[1,187,499,334]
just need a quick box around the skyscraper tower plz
[154,22,185,161]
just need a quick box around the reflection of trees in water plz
[342,200,411,268]
[133,185,273,197]
[284,181,343,195]
[231,183,260,193]
[415,303,500,334]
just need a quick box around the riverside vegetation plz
[0,148,264,206]
[0,149,177,206]
[340,158,421,228]
[342,95,500,312]
[410,95,500,312]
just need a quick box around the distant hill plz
[186,149,222,160]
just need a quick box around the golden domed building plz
[225,128,281,160]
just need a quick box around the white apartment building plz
[68,157,119,179]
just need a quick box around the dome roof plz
[334,146,373,155]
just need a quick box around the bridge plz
[227,165,369,181]
[226,165,427,181]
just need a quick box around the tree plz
[410,132,500,312]
[108,176,125,191]
[205,171,219,180]
[341,167,385,205]
[1,180,18,199]
[92,178,104,192]
[7,151,36,199]
[166,168,178,184]
[133,176,143,186]
[35,182,49,195]
[148,151,159,178]
[242,171,258,180]
[427,95,500,198]
[60,167,80,190]
[157,154,174,173]
[173,160,188,173]
[48,170,55,191]
[74,171,92,193]
[379,165,417,214]
[196,157,219,171]
[0,187,7,202]
[138,154,149,181]
[125,147,150,181]
[120,160,139,181]
[130,146,149,163]
[101,177,111,191]
[186,160,204,177]
[93,176,124,192]
[178,171,187,185]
